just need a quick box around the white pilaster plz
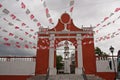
[75,34,83,75]
[49,34,56,75]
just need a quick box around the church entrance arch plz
[35,12,96,76]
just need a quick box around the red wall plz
[35,39,49,74]
[82,37,96,74]
[0,75,31,80]
[96,72,116,80]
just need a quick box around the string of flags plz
[1,41,37,49]
[41,0,54,25]
[95,28,120,43]
[0,35,37,49]
[0,2,38,49]
[94,7,120,33]
[19,1,41,27]
[0,1,120,50]
[2,17,36,39]
[0,26,37,48]
[0,3,38,36]
[38,39,94,50]
[69,0,74,13]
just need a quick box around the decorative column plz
[75,34,83,75]
[49,34,56,75]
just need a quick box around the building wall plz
[0,75,31,80]
[96,57,117,72]
[0,57,36,80]
[95,57,117,80]
[96,72,116,80]
[82,37,96,74]
[35,39,49,74]
[0,61,35,75]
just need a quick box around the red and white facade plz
[0,13,117,80]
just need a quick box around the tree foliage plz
[56,55,63,70]
[95,47,109,56]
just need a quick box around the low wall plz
[96,56,117,72]
[0,57,36,75]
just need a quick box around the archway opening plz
[56,40,75,74]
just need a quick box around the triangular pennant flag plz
[8,22,14,26]
[115,32,119,36]
[118,28,120,31]
[26,9,30,14]
[113,20,115,23]
[21,2,26,9]
[2,29,8,32]
[21,23,26,26]
[19,37,23,40]
[2,9,9,14]
[30,14,34,19]
[29,42,32,44]
[16,18,21,21]
[46,13,50,18]
[114,8,120,12]
[96,24,100,27]
[15,26,19,29]
[37,22,41,26]
[43,1,47,7]
[107,22,111,25]
[70,0,74,6]
[33,19,38,22]
[102,25,106,27]
[33,36,36,39]
[33,46,37,49]
[25,32,29,35]
[3,38,9,41]
[10,14,16,19]
[16,42,19,44]
[46,8,49,14]
[30,29,34,32]
[4,43,11,46]
[49,18,53,23]
[25,44,29,48]
[70,6,74,12]
[104,17,109,21]
[16,45,21,48]
[14,35,19,39]
[109,13,114,17]
[118,16,120,19]
[0,3,2,8]
[9,33,14,36]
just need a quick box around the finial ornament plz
[60,13,71,31]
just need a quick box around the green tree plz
[95,47,103,56]
[56,55,63,72]
[95,47,109,56]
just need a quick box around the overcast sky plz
[0,0,120,56]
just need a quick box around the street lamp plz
[109,46,116,80]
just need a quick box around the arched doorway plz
[56,40,75,74]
